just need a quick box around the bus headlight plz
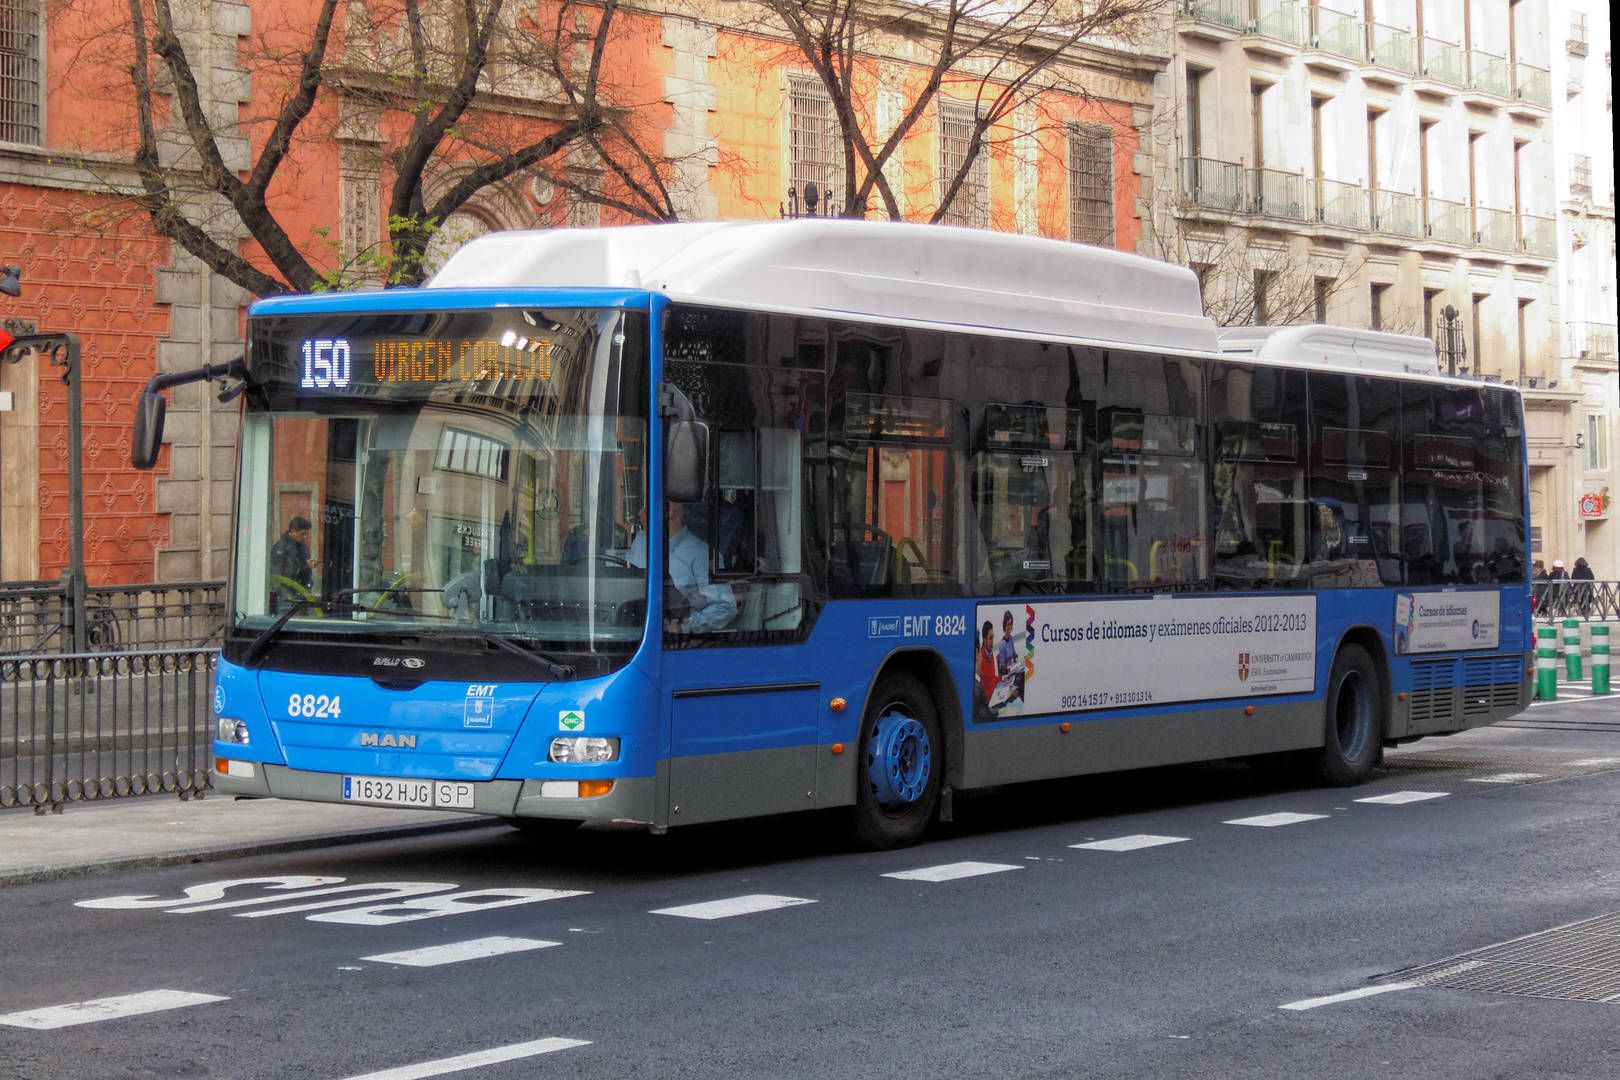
[217,717,250,745]
[548,736,619,764]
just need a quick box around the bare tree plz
[752,0,1165,222]
[55,0,688,294]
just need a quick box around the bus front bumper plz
[212,761,656,826]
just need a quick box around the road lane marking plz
[362,937,559,968]
[882,861,1024,882]
[1223,812,1328,827]
[649,894,816,920]
[1279,983,1414,1011]
[1070,835,1190,852]
[1570,758,1620,767]
[1466,773,1544,783]
[1354,791,1449,805]
[336,1037,590,1080]
[0,990,228,1030]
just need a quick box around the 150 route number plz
[287,693,341,719]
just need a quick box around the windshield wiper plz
[241,599,365,668]
[460,627,576,680]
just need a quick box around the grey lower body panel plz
[961,701,1324,790]
[214,763,657,826]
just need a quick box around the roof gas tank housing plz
[430,220,1223,355]
[1217,325,1441,377]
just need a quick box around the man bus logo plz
[1237,653,1250,682]
[360,732,418,748]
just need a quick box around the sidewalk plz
[0,793,498,888]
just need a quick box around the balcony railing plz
[1475,206,1517,250]
[1307,5,1360,61]
[1568,14,1589,56]
[1371,190,1423,238]
[1515,63,1551,108]
[1249,168,1308,220]
[1181,157,1247,211]
[1425,197,1472,245]
[1251,0,1303,44]
[1179,0,1244,30]
[1569,321,1617,360]
[1422,38,1467,85]
[1311,178,1369,229]
[1365,23,1418,74]
[1519,214,1557,258]
[1470,51,1512,97]
[1571,155,1593,196]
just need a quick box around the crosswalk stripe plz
[1070,835,1190,852]
[649,894,816,920]
[882,861,1024,882]
[1354,791,1449,805]
[362,937,559,968]
[1223,812,1328,828]
[336,1037,590,1080]
[0,990,228,1030]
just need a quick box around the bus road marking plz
[1466,773,1544,784]
[1070,835,1190,852]
[1223,812,1328,828]
[1354,791,1449,805]
[336,1037,590,1080]
[1279,982,1415,1011]
[882,861,1024,883]
[362,937,559,968]
[650,894,816,920]
[0,989,228,1030]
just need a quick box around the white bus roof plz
[431,220,1221,354]
[1217,325,1441,376]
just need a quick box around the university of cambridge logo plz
[1237,652,1250,682]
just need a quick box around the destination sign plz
[299,333,555,391]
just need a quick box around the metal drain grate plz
[1374,911,1620,1004]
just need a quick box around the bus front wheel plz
[1313,644,1384,786]
[852,670,942,849]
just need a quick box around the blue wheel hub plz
[867,709,932,809]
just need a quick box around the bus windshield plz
[231,307,650,658]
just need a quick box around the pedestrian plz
[1572,557,1595,617]
[270,515,316,607]
[1532,558,1548,611]
[1547,557,1570,618]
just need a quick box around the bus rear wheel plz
[852,671,942,849]
[1313,644,1383,786]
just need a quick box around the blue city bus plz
[132,221,1532,848]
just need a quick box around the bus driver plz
[633,502,737,634]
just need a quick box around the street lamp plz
[1,266,89,652]
[1438,303,1467,377]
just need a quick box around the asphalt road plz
[2,690,1617,1080]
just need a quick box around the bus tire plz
[1313,644,1384,786]
[852,670,942,849]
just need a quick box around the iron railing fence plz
[0,648,216,811]
[0,580,226,656]
[1534,580,1620,623]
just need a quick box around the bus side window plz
[1209,366,1308,589]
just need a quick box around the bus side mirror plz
[131,390,166,470]
[665,420,709,504]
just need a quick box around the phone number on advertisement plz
[1061,689,1154,709]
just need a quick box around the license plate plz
[342,775,478,810]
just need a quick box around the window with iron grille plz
[938,100,988,227]
[1068,123,1115,245]
[0,0,42,145]
[788,74,842,213]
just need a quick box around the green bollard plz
[1593,625,1611,696]
[1564,618,1583,680]
[1537,625,1559,700]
